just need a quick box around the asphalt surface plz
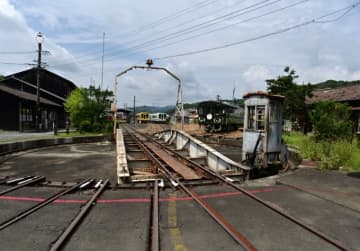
[0,143,359,250]
[0,142,116,184]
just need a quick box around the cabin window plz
[247,105,265,130]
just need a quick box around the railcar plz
[136,112,149,123]
[197,101,244,132]
[149,113,170,123]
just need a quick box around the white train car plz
[149,113,170,123]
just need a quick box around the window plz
[21,108,33,122]
[247,105,265,130]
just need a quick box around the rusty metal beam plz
[0,179,90,231]
[151,180,159,251]
[49,179,110,251]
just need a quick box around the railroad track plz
[0,176,109,250]
[121,124,352,251]
[0,126,355,250]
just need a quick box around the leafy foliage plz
[283,132,360,171]
[311,100,353,141]
[65,86,113,133]
[266,67,314,131]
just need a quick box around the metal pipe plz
[114,64,184,132]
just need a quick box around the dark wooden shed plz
[0,68,76,131]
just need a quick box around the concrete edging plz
[0,135,112,156]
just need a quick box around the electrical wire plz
[49,0,274,68]
[0,61,31,65]
[154,2,360,60]
[0,51,35,54]
[51,0,219,63]
[52,0,280,69]
[117,0,307,60]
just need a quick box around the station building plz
[306,84,360,134]
[0,68,76,131]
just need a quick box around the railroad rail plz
[49,179,110,251]
[0,178,92,231]
[121,124,352,251]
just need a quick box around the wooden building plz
[0,68,76,131]
[306,84,360,133]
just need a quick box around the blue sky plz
[1,0,360,107]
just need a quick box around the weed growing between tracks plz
[283,132,360,171]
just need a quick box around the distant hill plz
[313,80,360,89]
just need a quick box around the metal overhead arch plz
[113,63,184,135]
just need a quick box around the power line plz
[66,0,280,68]
[119,0,306,59]
[0,51,35,54]
[0,61,31,66]
[154,2,360,60]
[122,0,219,35]
[51,0,220,64]
[105,0,275,58]
[49,0,273,68]
[114,0,248,50]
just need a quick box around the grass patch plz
[55,131,103,137]
[283,132,360,172]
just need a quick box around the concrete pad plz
[63,189,151,251]
[278,168,360,211]
[257,186,360,250]
[159,189,244,251]
[0,142,116,184]
[193,185,340,251]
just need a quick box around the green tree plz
[266,67,314,131]
[311,100,353,141]
[65,85,113,132]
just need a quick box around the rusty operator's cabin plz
[0,68,76,131]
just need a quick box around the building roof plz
[4,67,76,89]
[243,91,285,100]
[0,84,61,107]
[306,84,360,104]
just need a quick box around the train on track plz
[136,112,170,124]
[197,101,244,132]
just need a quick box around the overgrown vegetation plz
[283,132,360,171]
[283,98,359,171]
[311,100,354,142]
[65,85,113,133]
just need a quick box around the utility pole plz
[36,32,43,130]
[100,32,105,89]
[133,96,136,124]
